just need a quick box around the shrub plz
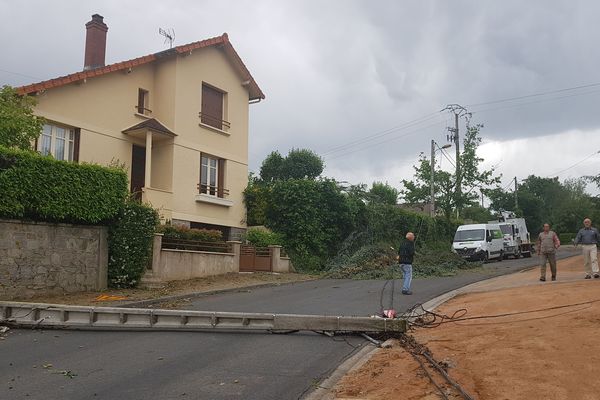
[558,232,575,245]
[108,201,159,288]
[0,146,128,224]
[243,227,283,248]
[157,224,222,242]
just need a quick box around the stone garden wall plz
[0,219,108,300]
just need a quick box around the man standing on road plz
[574,218,600,279]
[397,232,416,295]
[537,223,560,282]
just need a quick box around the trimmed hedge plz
[243,227,283,248]
[558,232,575,245]
[108,201,159,288]
[0,146,128,224]
[157,224,223,242]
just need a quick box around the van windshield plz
[454,229,485,242]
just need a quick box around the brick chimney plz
[84,14,108,70]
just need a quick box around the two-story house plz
[17,14,264,239]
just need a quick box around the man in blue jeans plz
[397,232,416,295]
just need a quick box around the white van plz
[451,223,504,262]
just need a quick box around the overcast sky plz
[2,0,600,198]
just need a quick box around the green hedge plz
[0,146,128,224]
[243,227,283,247]
[558,232,575,244]
[157,224,223,242]
[108,201,159,288]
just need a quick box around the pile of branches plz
[324,242,481,280]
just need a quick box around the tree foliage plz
[259,148,323,182]
[0,85,44,150]
[368,182,399,205]
[401,123,500,218]
[264,179,354,271]
[486,176,598,235]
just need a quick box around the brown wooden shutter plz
[137,89,145,114]
[73,128,81,162]
[201,84,223,129]
[217,158,225,198]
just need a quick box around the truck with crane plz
[489,211,533,259]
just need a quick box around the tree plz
[461,205,493,223]
[368,182,399,205]
[487,175,597,235]
[280,148,324,180]
[246,148,325,227]
[401,123,500,218]
[258,148,323,182]
[265,178,353,270]
[243,173,268,226]
[259,151,285,183]
[0,85,44,150]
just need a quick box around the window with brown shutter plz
[201,84,224,130]
[137,88,150,115]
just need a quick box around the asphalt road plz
[0,247,579,400]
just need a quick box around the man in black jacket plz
[397,232,416,295]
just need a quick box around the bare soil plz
[335,253,600,400]
[9,272,316,306]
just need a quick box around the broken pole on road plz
[0,302,406,333]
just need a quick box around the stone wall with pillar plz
[269,245,294,273]
[0,219,108,300]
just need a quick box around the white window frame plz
[200,154,219,197]
[37,123,75,162]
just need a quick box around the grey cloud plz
[2,0,600,190]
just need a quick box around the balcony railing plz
[197,183,230,198]
[134,105,153,115]
[199,112,231,131]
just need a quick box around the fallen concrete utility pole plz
[0,302,406,333]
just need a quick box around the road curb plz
[116,279,313,309]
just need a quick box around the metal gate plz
[240,245,272,272]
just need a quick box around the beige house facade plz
[18,15,264,239]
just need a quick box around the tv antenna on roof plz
[159,28,175,48]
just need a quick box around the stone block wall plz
[0,219,108,300]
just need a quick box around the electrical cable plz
[467,81,600,107]
[546,150,600,177]
[321,111,443,156]
[402,297,600,329]
[324,120,445,161]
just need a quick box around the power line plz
[439,148,456,168]
[321,111,443,156]
[0,68,42,80]
[470,88,600,115]
[467,81,600,107]
[547,150,600,177]
[325,120,444,161]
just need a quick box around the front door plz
[131,144,146,201]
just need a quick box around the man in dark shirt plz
[397,232,416,295]
[574,218,600,279]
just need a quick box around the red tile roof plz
[17,33,265,101]
[122,118,176,137]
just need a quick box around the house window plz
[137,88,150,115]
[200,84,229,130]
[200,154,226,198]
[37,123,79,162]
